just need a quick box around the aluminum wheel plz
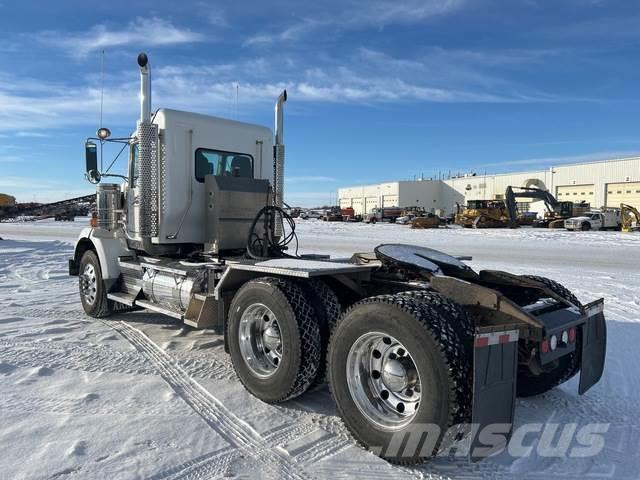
[80,263,97,305]
[346,332,422,430]
[238,303,283,378]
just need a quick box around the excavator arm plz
[621,203,640,232]
[505,186,559,228]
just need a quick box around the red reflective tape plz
[474,336,489,348]
[499,334,510,344]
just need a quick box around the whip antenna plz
[99,49,105,170]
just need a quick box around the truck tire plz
[78,250,113,318]
[300,279,341,386]
[581,222,591,231]
[398,290,474,355]
[516,275,582,397]
[328,294,472,464]
[227,277,321,403]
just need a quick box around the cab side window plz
[195,148,254,183]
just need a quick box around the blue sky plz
[1,0,639,205]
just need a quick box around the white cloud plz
[0,176,93,203]
[244,19,323,46]
[352,0,467,26]
[284,190,336,207]
[37,17,206,57]
[0,155,23,163]
[244,0,467,46]
[14,131,50,138]
[286,176,337,183]
[482,151,640,169]
[0,45,596,136]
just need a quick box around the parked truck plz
[340,206,361,222]
[69,53,607,464]
[364,206,406,223]
[565,208,621,231]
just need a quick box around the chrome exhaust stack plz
[274,90,287,208]
[138,53,151,124]
[135,52,159,241]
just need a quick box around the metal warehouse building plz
[338,156,640,216]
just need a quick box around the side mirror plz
[85,141,100,184]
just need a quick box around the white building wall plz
[550,157,640,207]
[443,156,640,209]
[338,182,400,215]
[338,156,640,216]
[338,180,464,216]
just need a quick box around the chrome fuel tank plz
[141,268,205,312]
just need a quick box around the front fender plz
[72,227,132,280]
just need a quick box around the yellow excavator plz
[621,203,640,232]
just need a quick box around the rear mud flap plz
[470,329,519,462]
[579,299,607,395]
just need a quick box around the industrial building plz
[338,156,640,216]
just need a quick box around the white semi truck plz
[69,53,607,463]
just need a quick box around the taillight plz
[550,335,558,351]
[568,327,576,343]
[561,330,569,345]
[541,338,549,354]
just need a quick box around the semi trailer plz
[69,53,607,464]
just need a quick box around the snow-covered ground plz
[1,218,639,479]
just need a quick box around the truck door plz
[126,142,141,236]
[593,214,603,229]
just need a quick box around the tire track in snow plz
[0,339,235,381]
[150,446,239,480]
[0,393,188,417]
[154,424,320,480]
[293,434,353,464]
[110,320,312,480]
[264,422,319,446]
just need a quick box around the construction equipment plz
[68,53,606,464]
[0,194,95,222]
[506,186,563,228]
[410,212,440,229]
[505,186,589,228]
[322,206,343,222]
[505,186,590,229]
[0,193,16,207]
[620,204,640,232]
[455,200,510,228]
[565,207,621,231]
